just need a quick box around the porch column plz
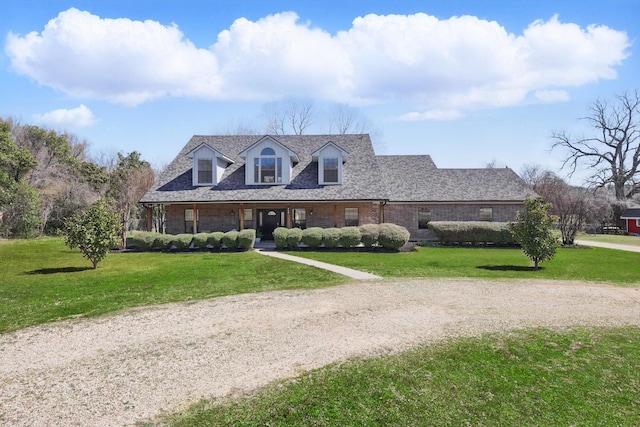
[333,203,338,227]
[239,203,245,230]
[146,205,152,231]
[192,203,197,234]
[286,204,291,228]
[379,201,385,224]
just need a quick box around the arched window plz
[254,147,282,183]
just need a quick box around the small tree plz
[509,197,560,270]
[63,198,121,269]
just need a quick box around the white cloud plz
[399,109,463,122]
[32,104,98,128]
[5,9,631,114]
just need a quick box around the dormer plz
[239,136,299,185]
[312,142,350,185]
[186,143,234,186]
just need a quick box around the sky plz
[1,0,638,183]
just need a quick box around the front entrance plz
[257,209,286,240]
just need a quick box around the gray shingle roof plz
[141,134,386,203]
[141,135,533,204]
[378,155,535,202]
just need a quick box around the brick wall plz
[384,203,524,240]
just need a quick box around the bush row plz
[427,221,517,245]
[131,229,256,251]
[273,223,410,250]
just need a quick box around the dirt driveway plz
[1,278,639,426]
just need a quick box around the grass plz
[0,238,347,333]
[157,326,640,426]
[286,246,640,285]
[578,232,640,247]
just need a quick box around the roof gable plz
[311,141,350,162]
[238,135,300,163]
[186,143,234,164]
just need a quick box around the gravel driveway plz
[1,278,639,426]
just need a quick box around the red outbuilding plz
[621,208,640,235]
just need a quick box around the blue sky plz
[1,0,638,182]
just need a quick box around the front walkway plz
[254,247,382,280]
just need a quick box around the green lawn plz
[0,238,347,333]
[158,327,640,426]
[578,232,640,247]
[286,246,640,285]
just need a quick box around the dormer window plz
[187,143,234,187]
[254,147,283,184]
[323,158,339,183]
[313,142,349,185]
[197,158,213,184]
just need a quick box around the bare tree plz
[519,164,549,189]
[551,90,640,200]
[262,97,315,135]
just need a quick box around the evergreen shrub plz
[428,221,516,245]
[322,228,341,248]
[378,223,410,250]
[302,227,324,248]
[192,233,210,249]
[238,229,256,250]
[206,232,225,249]
[339,226,362,247]
[222,231,239,249]
[273,227,289,249]
[359,224,379,247]
[170,234,194,250]
[286,228,303,249]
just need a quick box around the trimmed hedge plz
[273,227,289,249]
[322,228,342,248]
[302,227,323,248]
[152,234,173,250]
[131,231,159,250]
[286,228,303,249]
[339,226,362,248]
[206,232,225,249]
[428,221,516,245]
[222,231,239,249]
[378,223,410,250]
[238,229,256,250]
[359,224,379,248]
[170,233,194,250]
[192,233,210,249]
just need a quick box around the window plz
[292,209,306,229]
[197,158,213,184]
[254,147,283,184]
[184,209,199,233]
[636,219,640,227]
[323,158,339,183]
[243,209,253,229]
[345,208,359,226]
[479,208,493,221]
[418,211,431,229]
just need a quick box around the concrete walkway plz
[575,239,640,253]
[255,248,383,280]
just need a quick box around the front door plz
[258,209,286,240]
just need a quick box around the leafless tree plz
[551,90,640,200]
[262,97,315,135]
[519,164,549,189]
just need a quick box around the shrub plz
[359,224,379,247]
[222,231,239,249]
[132,231,159,250]
[206,232,225,249]
[428,221,516,245]
[302,227,324,248]
[238,229,256,250]
[152,234,173,250]
[192,233,210,249]
[339,226,362,248]
[378,223,410,250]
[322,228,341,248]
[170,234,194,250]
[286,228,303,249]
[273,227,289,249]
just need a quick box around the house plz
[620,208,640,235]
[140,134,534,240]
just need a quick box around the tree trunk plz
[534,259,539,271]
